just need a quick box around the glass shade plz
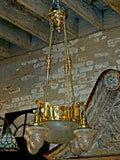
[74,128,97,152]
[44,120,78,144]
[24,126,48,155]
[0,127,19,152]
[69,137,82,156]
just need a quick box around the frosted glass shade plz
[44,120,78,144]
[69,137,82,156]
[74,128,97,152]
[24,126,48,155]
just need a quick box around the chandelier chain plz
[57,0,60,9]
[44,21,54,102]
[68,56,75,103]
[63,16,70,107]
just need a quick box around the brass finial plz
[78,111,91,129]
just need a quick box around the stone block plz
[79,66,93,73]
[31,89,37,94]
[94,52,109,58]
[58,88,66,94]
[86,60,94,66]
[116,59,120,64]
[89,31,103,39]
[107,37,120,47]
[20,95,32,101]
[72,73,86,81]
[27,59,38,65]
[3,85,12,90]
[95,62,109,70]
[9,87,20,94]
[12,97,20,103]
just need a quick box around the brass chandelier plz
[24,0,97,156]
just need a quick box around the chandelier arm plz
[44,21,54,102]
[63,16,70,108]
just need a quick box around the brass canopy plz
[48,10,67,33]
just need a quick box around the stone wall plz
[0,26,120,117]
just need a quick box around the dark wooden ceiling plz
[0,0,120,61]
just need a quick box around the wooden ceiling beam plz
[0,18,31,50]
[12,0,78,37]
[0,0,50,43]
[104,0,120,15]
[104,8,120,29]
[0,38,28,58]
[0,48,9,58]
[60,0,103,29]
[0,40,11,58]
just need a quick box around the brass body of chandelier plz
[24,0,97,156]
